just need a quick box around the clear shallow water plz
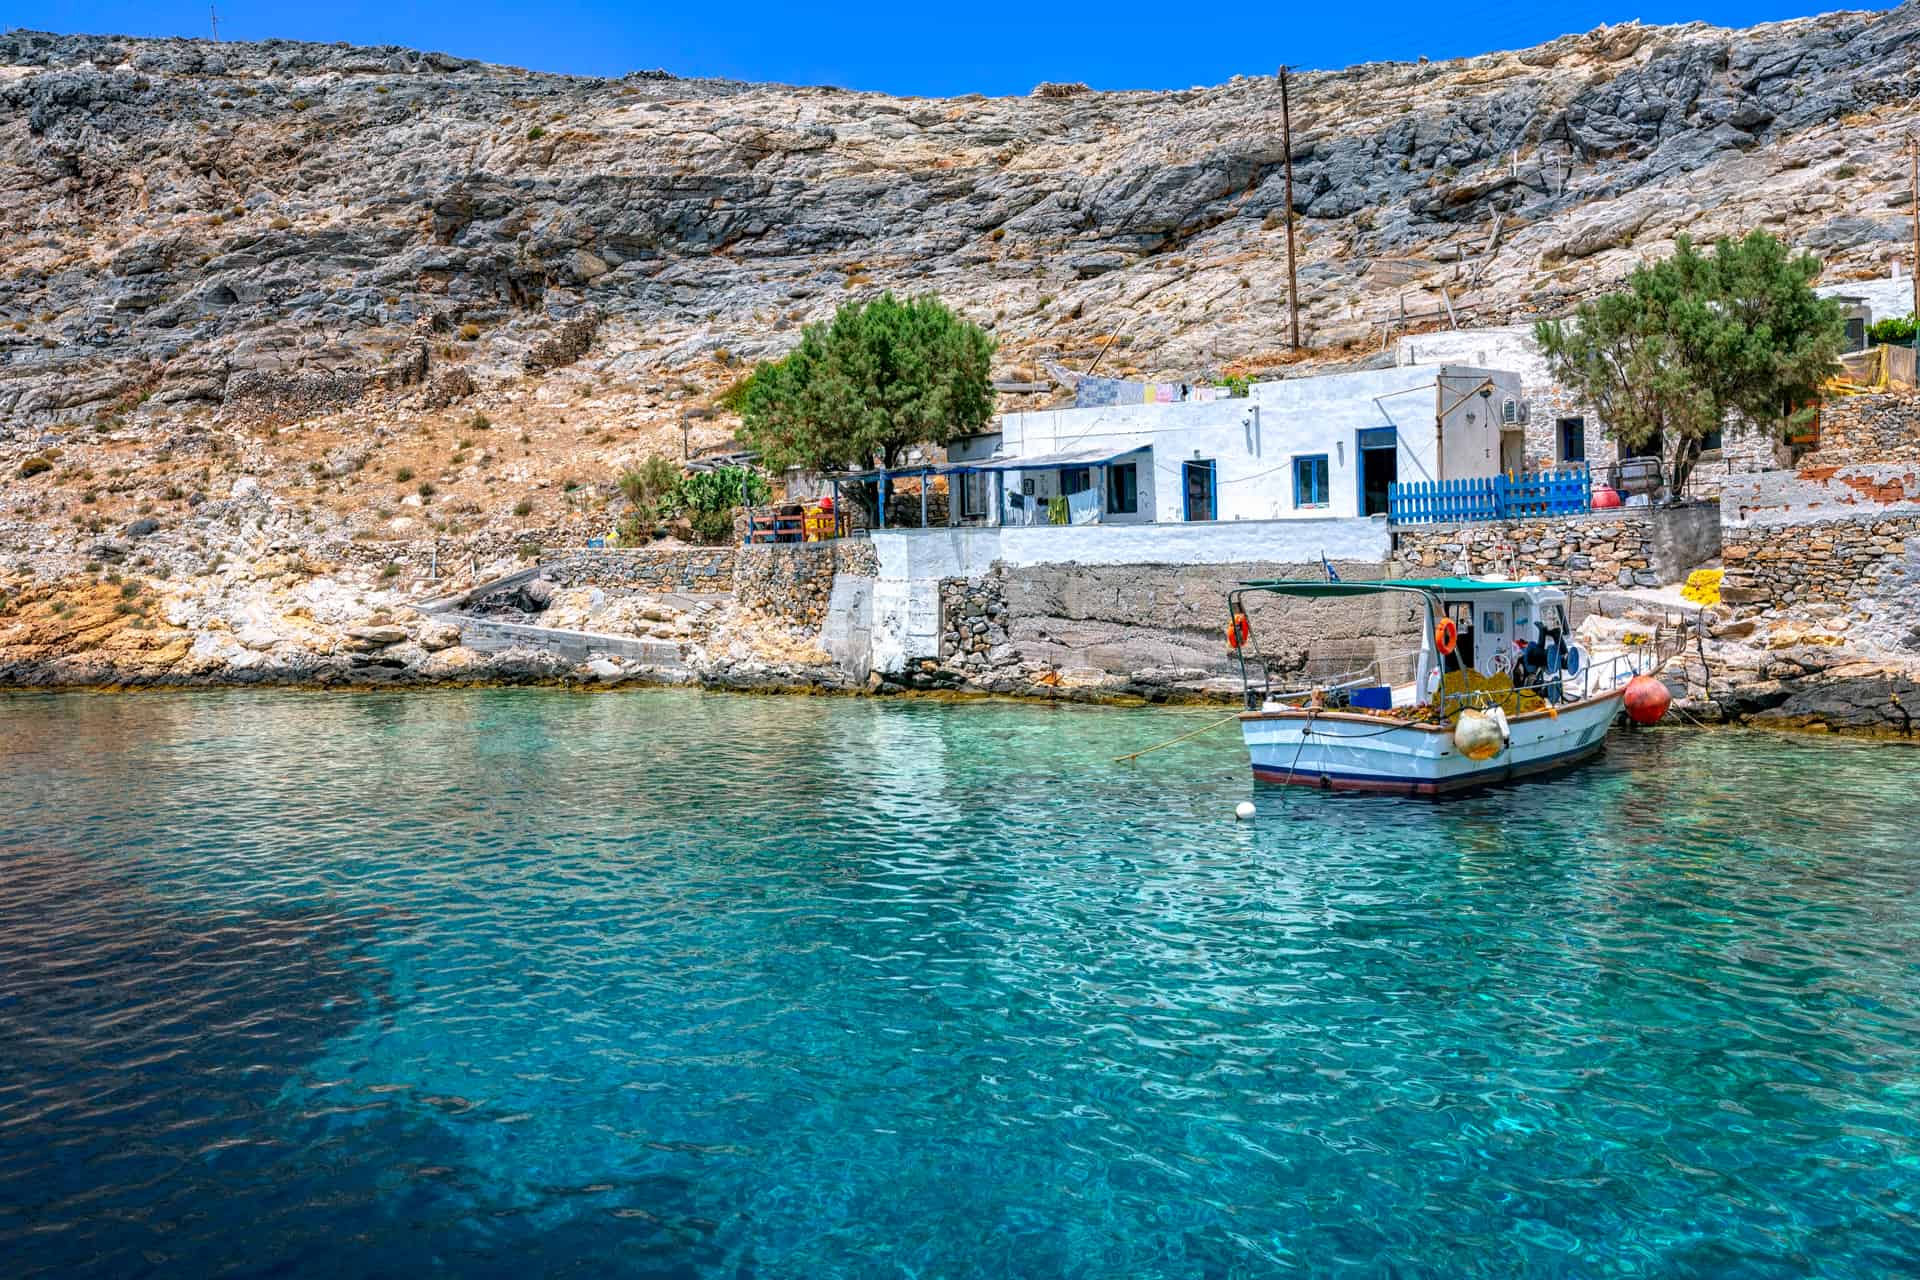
[2,691,1918,1278]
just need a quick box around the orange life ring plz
[1435,617,1459,657]
[1225,612,1252,651]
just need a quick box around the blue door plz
[1183,459,1216,521]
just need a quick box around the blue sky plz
[13,0,1839,96]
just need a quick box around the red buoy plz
[1592,485,1623,509]
[1623,675,1672,725]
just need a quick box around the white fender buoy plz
[1235,801,1257,821]
[1454,708,1507,761]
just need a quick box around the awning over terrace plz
[829,446,1150,529]
[831,445,1142,484]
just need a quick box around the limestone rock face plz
[5,12,1920,431]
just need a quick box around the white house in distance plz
[932,364,1527,526]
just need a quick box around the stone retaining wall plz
[1805,392,1920,465]
[940,574,1010,664]
[735,542,878,629]
[542,547,737,592]
[1720,513,1920,652]
[1392,505,1719,590]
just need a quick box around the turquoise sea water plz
[2,689,1917,1277]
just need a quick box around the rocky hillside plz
[2,9,1920,590]
[5,10,1920,707]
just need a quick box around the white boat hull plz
[1240,690,1624,796]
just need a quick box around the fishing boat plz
[1227,576,1674,796]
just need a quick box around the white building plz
[1398,270,1918,489]
[937,364,1526,527]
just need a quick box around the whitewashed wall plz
[994,364,1520,524]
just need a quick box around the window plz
[958,471,986,519]
[1292,455,1330,508]
[1701,423,1724,454]
[1106,462,1138,515]
[1557,416,1586,464]
[1060,467,1092,496]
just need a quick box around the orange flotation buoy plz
[1434,617,1459,657]
[1623,674,1672,725]
[1225,611,1252,651]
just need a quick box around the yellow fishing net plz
[1437,668,1544,719]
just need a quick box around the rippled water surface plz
[3,690,1918,1277]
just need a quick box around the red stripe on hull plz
[1250,737,1609,796]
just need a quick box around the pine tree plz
[1536,232,1845,495]
[740,293,996,475]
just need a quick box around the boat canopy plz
[1235,577,1566,598]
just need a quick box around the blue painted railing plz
[1388,467,1591,525]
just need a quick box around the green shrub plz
[417,482,436,499]
[395,466,414,482]
[688,508,737,544]
[714,367,761,414]
[617,456,683,520]
[17,456,52,478]
[513,498,533,517]
[1869,314,1917,345]
[527,126,545,141]
[679,465,769,515]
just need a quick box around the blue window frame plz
[1293,454,1330,508]
[1059,467,1093,496]
[1106,463,1138,514]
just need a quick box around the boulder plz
[344,623,410,649]
[416,618,462,651]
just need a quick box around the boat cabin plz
[1226,577,1584,717]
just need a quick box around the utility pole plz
[210,4,220,41]
[1279,67,1301,352]
[1910,135,1918,324]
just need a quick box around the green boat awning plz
[1234,577,1565,597]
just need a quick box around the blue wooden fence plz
[1388,468,1591,525]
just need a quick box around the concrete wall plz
[864,520,1392,676]
[1722,464,1920,528]
[930,559,1423,699]
[821,574,875,677]
[869,518,1390,580]
[994,364,1523,523]
[1646,502,1723,581]
[454,616,685,666]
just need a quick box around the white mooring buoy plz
[1235,801,1257,821]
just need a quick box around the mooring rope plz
[1113,713,1245,763]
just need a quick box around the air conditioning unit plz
[1501,396,1529,426]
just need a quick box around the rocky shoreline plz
[6,613,1917,740]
